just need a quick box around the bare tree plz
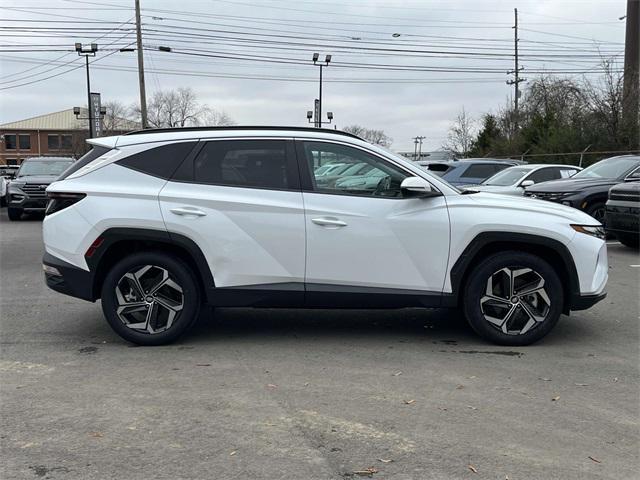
[443,107,475,157]
[200,107,236,126]
[101,100,136,135]
[342,125,393,146]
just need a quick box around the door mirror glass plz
[520,179,535,188]
[400,176,438,197]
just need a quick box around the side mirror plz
[401,176,440,197]
[520,179,535,188]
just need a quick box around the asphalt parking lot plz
[1,210,638,480]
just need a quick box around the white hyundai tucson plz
[42,127,608,346]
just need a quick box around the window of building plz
[5,134,16,150]
[18,134,31,150]
[61,135,72,149]
[48,135,60,150]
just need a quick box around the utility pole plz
[412,136,426,160]
[135,0,148,129]
[506,8,526,130]
[622,0,639,148]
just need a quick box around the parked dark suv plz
[605,182,639,248]
[425,159,521,186]
[524,155,640,222]
[7,156,74,220]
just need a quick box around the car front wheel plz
[101,252,201,345]
[463,251,563,346]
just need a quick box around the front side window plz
[528,168,561,184]
[191,140,290,189]
[302,141,408,198]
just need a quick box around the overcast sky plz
[0,0,627,151]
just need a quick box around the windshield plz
[483,167,531,186]
[17,159,73,177]
[573,157,640,180]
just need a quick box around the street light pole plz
[312,53,331,128]
[75,43,97,138]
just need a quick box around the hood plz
[13,175,60,184]
[469,184,515,193]
[468,192,598,224]
[526,177,617,193]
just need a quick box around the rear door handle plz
[311,217,347,228]
[170,207,207,217]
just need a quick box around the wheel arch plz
[87,228,215,303]
[448,232,580,314]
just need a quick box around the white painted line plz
[630,265,640,268]
[606,241,621,245]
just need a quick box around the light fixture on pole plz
[312,53,331,128]
[75,43,98,138]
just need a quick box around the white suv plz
[42,127,608,346]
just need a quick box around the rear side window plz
[460,164,500,179]
[118,142,197,179]
[57,146,110,181]
[179,140,291,190]
[528,168,561,183]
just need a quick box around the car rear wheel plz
[463,251,563,346]
[7,207,22,221]
[101,252,201,345]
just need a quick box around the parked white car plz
[471,164,581,195]
[42,127,607,346]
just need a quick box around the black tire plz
[101,251,201,345]
[463,251,564,346]
[617,233,639,249]
[586,202,606,224]
[7,207,22,221]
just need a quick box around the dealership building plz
[0,108,137,165]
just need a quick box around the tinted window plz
[528,168,561,183]
[61,135,72,149]
[48,135,60,150]
[118,142,196,179]
[460,164,500,179]
[191,140,289,189]
[302,141,408,198]
[19,134,31,150]
[5,134,16,149]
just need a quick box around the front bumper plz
[9,192,47,211]
[570,291,607,311]
[43,252,95,302]
[605,203,640,235]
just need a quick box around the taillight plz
[45,192,86,216]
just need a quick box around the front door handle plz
[311,217,347,228]
[170,207,207,217]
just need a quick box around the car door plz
[297,139,450,299]
[159,138,306,293]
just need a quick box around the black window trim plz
[117,140,199,180]
[169,137,301,192]
[294,137,439,200]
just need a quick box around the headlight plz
[571,224,605,239]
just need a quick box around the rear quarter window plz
[117,142,197,179]
[58,146,110,181]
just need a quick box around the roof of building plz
[0,108,139,131]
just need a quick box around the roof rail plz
[123,125,364,141]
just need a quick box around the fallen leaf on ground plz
[467,405,477,410]
[377,458,393,463]
[404,399,416,405]
[468,375,476,379]
[552,396,560,401]
[89,432,103,438]
[468,464,478,473]
[392,371,403,376]
[539,377,551,381]
[230,450,237,456]
[575,383,589,386]
[303,382,309,387]
[195,363,211,367]
[353,467,378,476]
[613,377,619,382]
[456,384,465,390]
[266,384,278,388]
[588,456,601,463]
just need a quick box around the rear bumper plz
[43,252,95,302]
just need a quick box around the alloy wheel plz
[115,265,184,334]
[480,267,551,335]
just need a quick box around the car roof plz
[89,126,367,149]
